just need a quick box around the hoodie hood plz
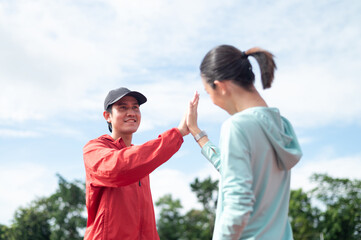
[249,107,302,170]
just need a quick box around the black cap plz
[104,87,147,110]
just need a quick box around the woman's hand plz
[187,91,209,147]
[187,91,201,136]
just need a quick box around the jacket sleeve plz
[83,128,183,187]
[214,119,254,240]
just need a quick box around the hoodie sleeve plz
[214,118,255,240]
[83,128,183,187]
[201,141,222,172]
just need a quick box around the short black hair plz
[106,104,113,132]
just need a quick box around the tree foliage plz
[1,172,360,240]
[156,177,218,240]
[310,173,361,240]
[0,174,86,240]
[184,177,218,239]
[157,174,360,240]
[289,189,320,240]
[44,174,86,240]
[0,224,13,240]
[289,173,361,240]
[156,194,184,240]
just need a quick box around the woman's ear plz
[214,80,228,95]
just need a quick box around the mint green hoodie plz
[201,107,302,240]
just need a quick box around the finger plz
[191,91,199,105]
[192,93,199,109]
[190,92,199,108]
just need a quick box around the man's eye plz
[133,106,139,110]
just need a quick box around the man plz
[83,87,188,239]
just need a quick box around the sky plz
[0,0,361,225]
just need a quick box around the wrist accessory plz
[194,130,207,142]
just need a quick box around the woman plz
[187,45,302,239]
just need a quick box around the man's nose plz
[126,108,136,116]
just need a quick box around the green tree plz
[289,189,320,240]
[156,194,184,240]
[5,174,86,240]
[190,177,218,214]
[10,203,52,240]
[156,174,361,240]
[44,174,86,240]
[156,177,219,240]
[310,173,361,240]
[289,174,361,240]
[182,209,212,240]
[0,224,13,240]
[183,177,218,240]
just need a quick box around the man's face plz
[107,95,141,136]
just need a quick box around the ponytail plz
[245,47,277,89]
[200,45,277,90]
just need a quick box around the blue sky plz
[1,0,361,225]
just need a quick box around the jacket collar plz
[99,134,128,148]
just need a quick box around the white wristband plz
[194,130,207,142]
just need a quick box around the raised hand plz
[187,91,201,135]
[177,112,190,137]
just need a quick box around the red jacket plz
[83,128,183,240]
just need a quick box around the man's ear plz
[214,80,228,95]
[103,111,111,123]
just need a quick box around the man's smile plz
[124,119,136,122]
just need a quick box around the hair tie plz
[241,51,248,59]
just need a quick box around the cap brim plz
[109,91,147,106]
[125,91,147,105]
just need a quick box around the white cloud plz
[137,75,229,132]
[0,129,41,138]
[0,1,124,122]
[151,163,219,216]
[0,163,57,225]
[0,0,360,226]
[1,0,360,130]
[261,62,361,127]
[291,152,361,191]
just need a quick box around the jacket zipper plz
[138,179,142,239]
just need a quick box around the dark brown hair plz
[106,105,113,132]
[200,45,277,90]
